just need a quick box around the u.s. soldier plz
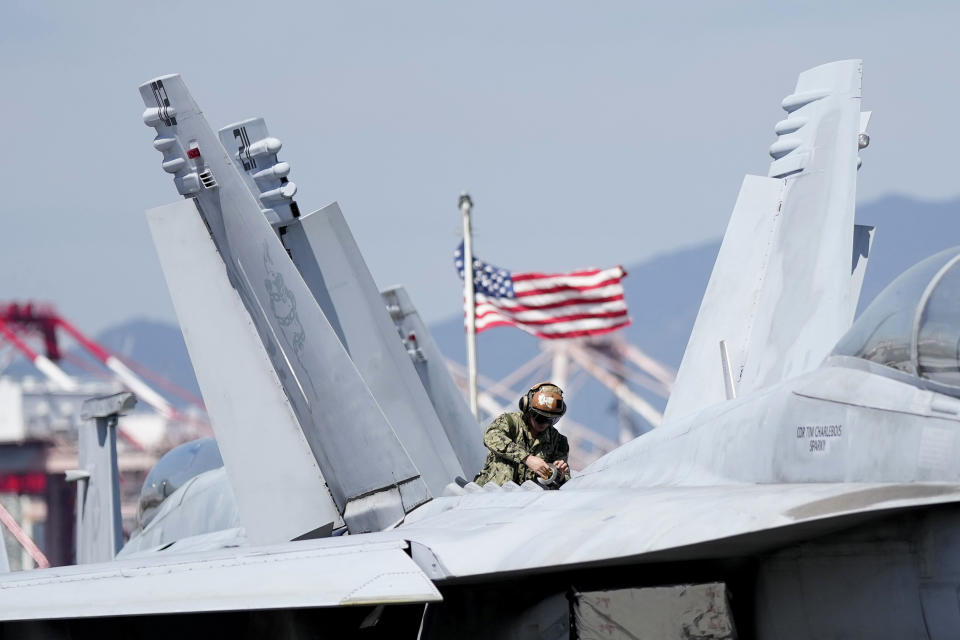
[474,382,570,486]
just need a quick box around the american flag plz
[454,242,630,339]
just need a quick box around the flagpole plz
[459,192,479,421]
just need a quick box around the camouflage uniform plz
[474,411,570,486]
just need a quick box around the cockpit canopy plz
[833,246,960,393]
[137,437,223,530]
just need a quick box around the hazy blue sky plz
[2,1,958,334]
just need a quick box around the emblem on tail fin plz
[262,241,311,389]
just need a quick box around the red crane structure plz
[0,302,212,568]
[0,302,194,421]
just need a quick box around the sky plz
[1,1,959,335]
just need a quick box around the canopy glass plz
[833,246,960,393]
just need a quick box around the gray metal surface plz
[383,285,487,478]
[741,59,866,391]
[13,479,960,605]
[666,59,869,423]
[752,508,960,639]
[73,393,129,563]
[79,392,136,420]
[664,174,784,422]
[141,75,428,533]
[283,203,465,495]
[217,117,298,225]
[396,482,960,578]
[0,539,439,620]
[147,198,341,543]
[579,365,960,491]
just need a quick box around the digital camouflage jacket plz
[474,411,570,486]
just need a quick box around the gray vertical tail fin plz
[147,198,342,543]
[215,107,481,492]
[665,60,871,423]
[70,393,129,564]
[141,74,429,533]
[383,286,487,478]
[281,203,468,494]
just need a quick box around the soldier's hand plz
[524,455,552,479]
[553,460,569,476]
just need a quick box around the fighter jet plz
[2,59,959,639]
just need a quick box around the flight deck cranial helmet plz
[519,382,566,425]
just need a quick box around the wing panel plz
[147,199,340,543]
[140,75,428,532]
[382,286,487,478]
[0,540,439,621]
[397,482,960,578]
[284,204,465,495]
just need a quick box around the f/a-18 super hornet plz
[2,59,960,639]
